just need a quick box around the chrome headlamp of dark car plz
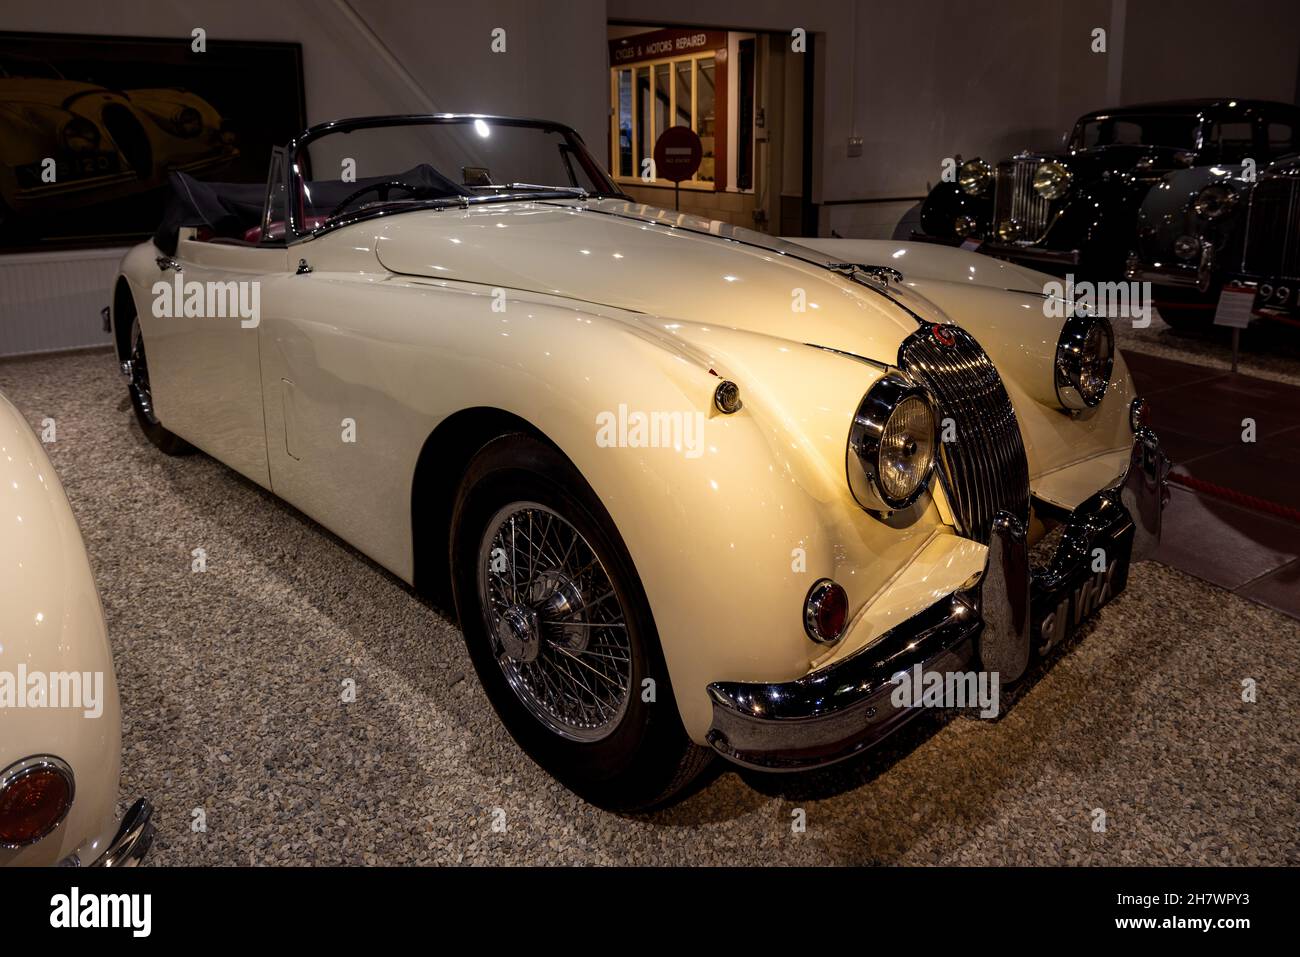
[1193,182,1238,219]
[1032,160,1072,200]
[958,158,993,196]
[847,374,936,512]
[1055,314,1115,410]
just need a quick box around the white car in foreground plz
[110,114,1168,809]
[0,392,152,865]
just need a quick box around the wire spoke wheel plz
[129,323,159,425]
[477,502,633,742]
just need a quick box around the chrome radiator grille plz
[1242,177,1300,279]
[993,157,1050,241]
[899,326,1030,543]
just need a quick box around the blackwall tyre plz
[450,433,710,809]
[127,315,192,455]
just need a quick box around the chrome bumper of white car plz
[705,429,1169,772]
[59,799,155,867]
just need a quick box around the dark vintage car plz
[918,99,1300,280]
[1126,150,1300,329]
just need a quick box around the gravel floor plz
[2,347,1297,866]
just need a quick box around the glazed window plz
[286,118,618,238]
[259,147,289,245]
[1267,121,1295,156]
[610,49,721,187]
[1073,115,1198,150]
[1209,121,1255,163]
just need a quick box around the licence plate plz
[1032,530,1132,657]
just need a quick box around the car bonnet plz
[371,198,929,365]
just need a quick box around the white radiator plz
[0,247,132,357]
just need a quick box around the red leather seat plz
[242,216,328,244]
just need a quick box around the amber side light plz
[0,758,75,847]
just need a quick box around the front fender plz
[919,181,992,239]
[253,266,982,742]
[0,394,121,866]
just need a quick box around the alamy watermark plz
[890,664,1000,719]
[152,274,260,328]
[595,404,706,459]
[1043,273,1151,328]
[0,666,104,718]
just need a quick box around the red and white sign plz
[653,126,703,184]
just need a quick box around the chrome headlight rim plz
[1193,182,1238,220]
[1055,314,1115,410]
[847,374,937,512]
[1032,160,1072,200]
[957,158,993,196]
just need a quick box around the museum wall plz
[608,0,1300,238]
[0,0,608,355]
[3,0,1298,353]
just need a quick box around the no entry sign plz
[653,126,703,183]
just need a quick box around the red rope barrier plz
[1168,471,1300,525]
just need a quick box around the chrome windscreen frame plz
[278,113,628,246]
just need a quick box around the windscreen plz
[293,118,617,231]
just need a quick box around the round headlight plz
[61,116,100,153]
[996,219,1021,242]
[1055,315,1115,410]
[1033,160,1072,200]
[847,375,937,511]
[1193,183,1237,219]
[958,159,993,196]
[173,106,203,138]
[953,214,978,237]
[1173,234,1201,260]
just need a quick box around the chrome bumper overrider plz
[59,799,155,867]
[93,798,154,867]
[705,430,1169,772]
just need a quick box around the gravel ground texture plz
[2,347,1297,866]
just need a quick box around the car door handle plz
[155,256,182,272]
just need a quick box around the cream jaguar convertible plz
[109,114,1168,808]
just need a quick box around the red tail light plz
[0,756,75,847]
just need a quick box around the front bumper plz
[1125,247,1214,293]
[705,430,1169,772]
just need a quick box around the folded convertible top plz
[152,172,264,255]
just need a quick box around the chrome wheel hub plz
[477,502,632,742]
[495,605,541,663]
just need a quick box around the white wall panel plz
[0,249,126,356]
